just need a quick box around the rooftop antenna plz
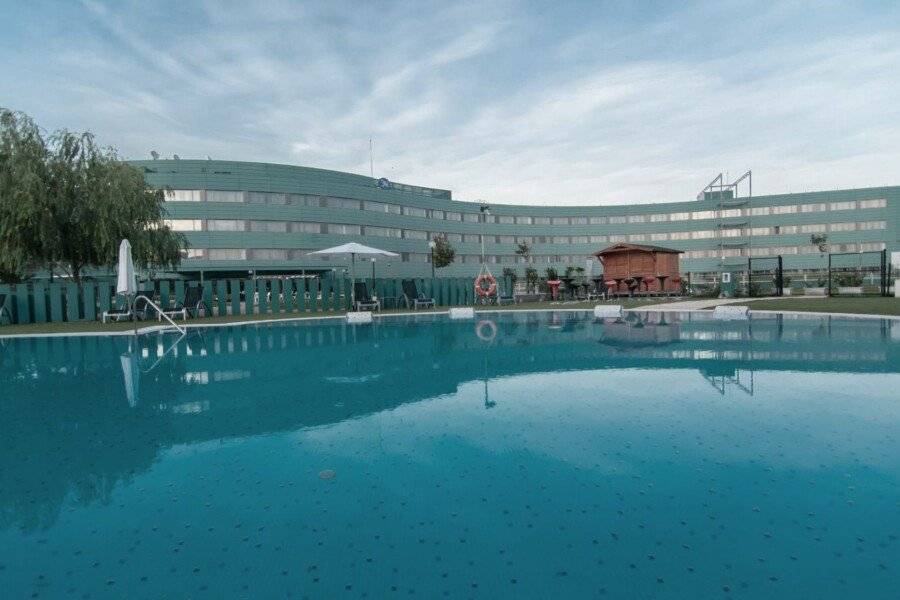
[173,154,180,160]
[150,150,159,160]
[369,138,374,178]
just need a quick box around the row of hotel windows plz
[185,242,886,263]
[165,219,887,243]
[167,190,888,224]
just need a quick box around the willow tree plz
[0,110,47,282]
[0,108,184,282]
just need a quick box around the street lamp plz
[371,257,376,279]
[429,240,436,279]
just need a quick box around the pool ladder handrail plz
[133,294,186,335]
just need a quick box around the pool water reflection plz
[0,311,898,599]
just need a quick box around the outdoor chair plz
[496,290,515,305]
[102,295,134,323]
[0,293,13,325]
[401,280,435,310]
[162,286,208,321]
[353,282,380,311]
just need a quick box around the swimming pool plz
[1,311,898,599]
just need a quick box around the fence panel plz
[49,283,64,322]
[98,282,111,317]
[216,280,228,316]
[158,281,171,311]
[65,282,80,322]
[83,284,97,321]
[32,283,47,323]
[228,279,241,315]
[243,279,255,315]
[283,279,295,313]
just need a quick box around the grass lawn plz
[0,297,676,336]
[745,296,900,316]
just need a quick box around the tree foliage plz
[0,109,184,282]
[810,233,828,253]
[432,234,456,269]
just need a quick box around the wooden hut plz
[593,243,683,295]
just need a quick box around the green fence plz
[0,276,512,326]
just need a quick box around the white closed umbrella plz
[115,239,138,297]
[307,242,398,307]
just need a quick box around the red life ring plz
[474,273,497,297]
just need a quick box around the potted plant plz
[837,273,863,295]
[781,275,792,296]
[806,277,827,296]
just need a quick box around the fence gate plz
[827,250,889,296]
[746,256,783,297]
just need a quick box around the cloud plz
[3,1,899,205]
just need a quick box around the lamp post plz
[371,257,376,280]
[429,240,436,279]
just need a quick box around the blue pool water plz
[1,311,898,599]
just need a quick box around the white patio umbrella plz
[115,239,138,301]
[307,242,398,308]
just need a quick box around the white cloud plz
[4,1,899,205]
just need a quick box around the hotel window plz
[628,215,646,223]
[589,216,607,225]
[750,227,772,236]
[181,248,205,259]
[772,204,797,214]
[691,230,715,239]
[497,215,515,224]
[516,216,533,225]
[608,215,627,224]
[463,213,480,223]
[571,217,588,225]
[463,234,481,243]
[250,220,288,233]
[207,190,245,203]
[800,224,826,233]
[403,229,428,240]
[443,233,463,242]
[365,226,401,238]
[860,242,886,251]
[533,216,551,225]
[692,210,716,220]
[771,246,798,255]
[721,228,743,237]
[829,201,856,211]
[749,206,770,216]
[773,225,798,234]
[859,199,886,209]
[534,236,548,244]
[649,213,668,222]
[669,212,690,221]
[165,219,203,232]
[444,211,462,221]
[829,222,856,232]
[326,223,361,235]
[858,220,886,230]
[167,189,203,202]
[608,234,626,242]
[497,235,516,244]
[551,217,569,225]
[628,234,647,242]
[749,247,771,256]
[207,219,246,232]
[721,248,742,257]
[571,236,589,244]
[589,235,608,243]
[321,197,360,210]
[363,200,385,212]
[669,231,690,240]
[650,232,668,241]
[250,249,288,260]
[801,203,827,213]
[720,208,742,218]
[552,236,570,244]
[207,249,247,260]
[403,206,427,218]
[292,222,323,234]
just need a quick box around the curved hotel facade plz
[135,159,898,281]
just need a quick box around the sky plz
[2,0,899,206]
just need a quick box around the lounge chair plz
[401,280,435,309]
[353,282,380,311]
[102,295,133,323]
[162,286,208,320]
[0,293,13,325]
[496,290,515,305]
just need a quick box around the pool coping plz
[1,306,897,339]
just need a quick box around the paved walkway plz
[639,296,822,311]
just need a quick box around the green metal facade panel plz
[132,159,899,277]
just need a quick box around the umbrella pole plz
[350,253,356,310]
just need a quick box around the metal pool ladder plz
[133,294,186,335]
